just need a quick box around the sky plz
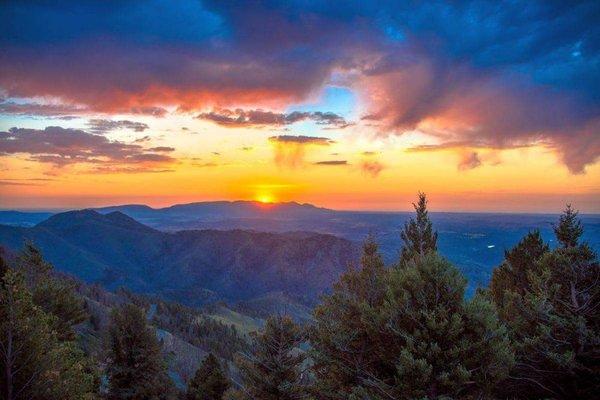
[0,0,599,212]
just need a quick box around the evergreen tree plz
[107,303,175,400]
[33,276,87,341]
[491,206,599,398]
[399,192,438,266]
[379,254,513,399]
[310,237,390,398]
[0,247,8,280]
[236,315,307,400]
[16,241,52,281]
[490,230,549,313]
[553,204,584,248]
[186,353,230,400]
[17,242,87,341]
[0,269,96,400]
[311,238,512,399]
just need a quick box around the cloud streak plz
[0,126,175,171]
[315,160,348,166]
[87,119,149,134]
[196,109,350,128]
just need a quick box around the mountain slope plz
[0,210,359,307]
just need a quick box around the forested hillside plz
[0,210,358,309]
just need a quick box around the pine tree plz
[186,353,230,400]
[16,241,52,281]
[33,276,87,341]
[399,192,438,266]
[311,240,513,399]
[16,243,87,341]
[107,303,175,400]
[490,230,549,312]
[0,269,96,400]
[491,206,599,398]
[553,204,584,248]
[0,247,8,280]
[310,237,390,398]
[378,253,512,399]
[236,315,307,400]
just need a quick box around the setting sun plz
[256,193,276,204]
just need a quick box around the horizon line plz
[2,199,599,216]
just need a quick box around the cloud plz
[359,60,600,173]
[192,162,220,168]
[90,166,175,174]
[406,141,533,170]
[147,146,175,152]
[458,152,482,171]
[133,135,152,143]
[0,101,86,117]
[314,160,348,166]
[196,108,350,128]
[87,119,149,134]
[268,135,334,145]
[0,100,167,118]
[406,141,534,153]
[0,126,175,171]
[127,106,168,117]
[360,160,385,177]
[0,180,44,186]
[0,1,598,172]
[268,135,333,168]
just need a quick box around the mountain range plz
[0,209,358,312]
[3,201,599,297]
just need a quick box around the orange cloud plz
[268,135,333,168]
[360,160,385,177]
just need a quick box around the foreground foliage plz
[311,243,513,399]
[491,205,600,399]
[0,258,96,400]
[234,315,308,400]
[186,353,230,400]
[106,304,175,400]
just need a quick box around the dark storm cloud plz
[0,0,598,172]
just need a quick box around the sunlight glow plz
[256,193,276,204]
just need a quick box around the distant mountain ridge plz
[2,201,599,298]
[0,210,54,227]
[96,200,330,215]
[0,209,359,309]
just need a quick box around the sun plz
[256,193,276,204]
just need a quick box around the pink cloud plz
[357,58,599,173]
